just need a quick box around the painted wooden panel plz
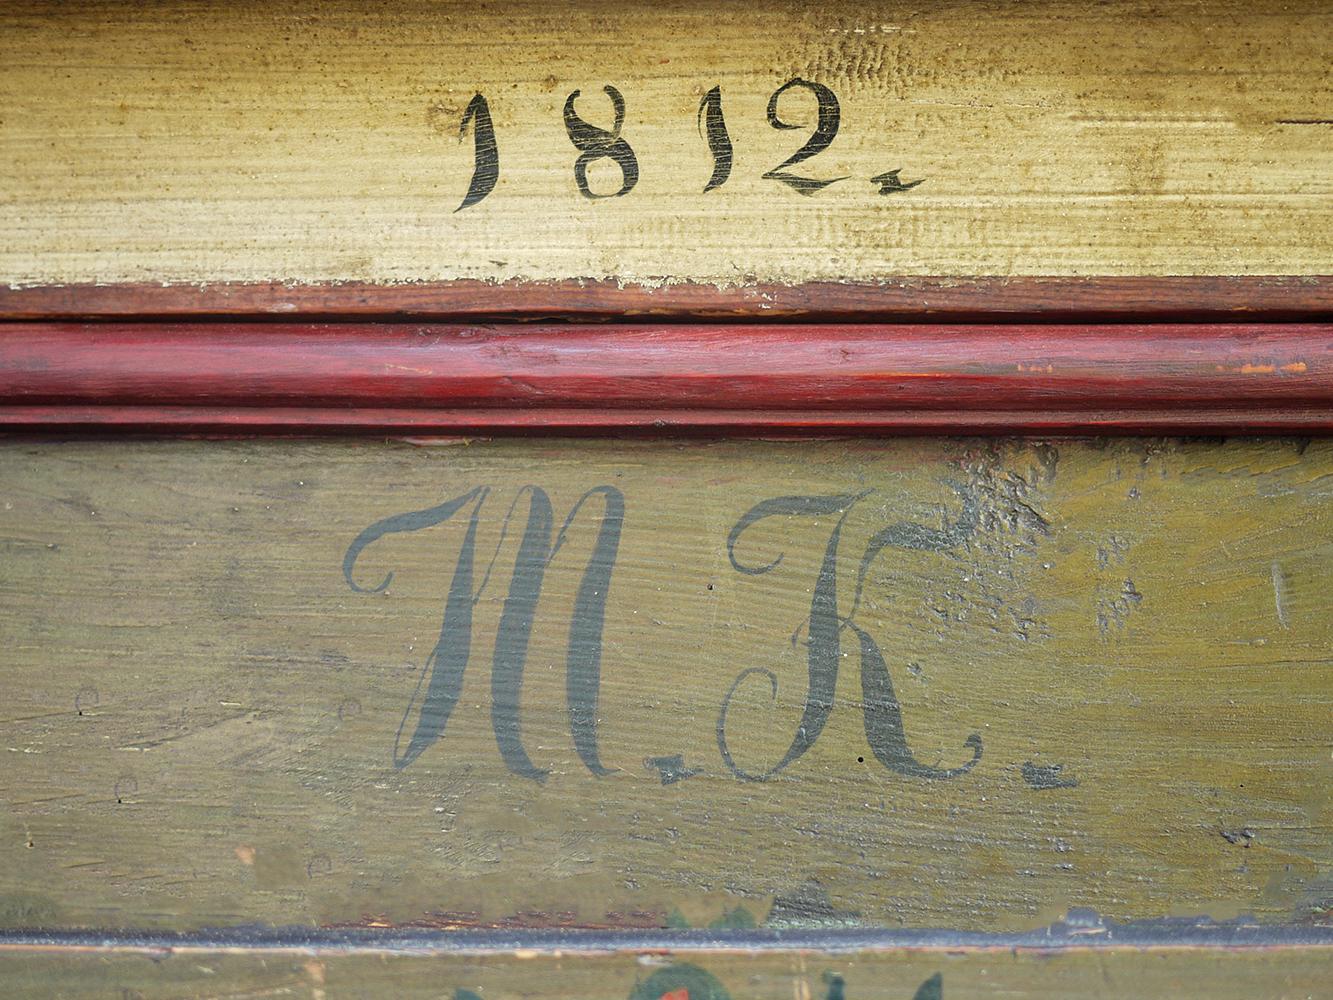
[1,437,1329,932]
[2,948,1332,1000]
[2,0,1330,288]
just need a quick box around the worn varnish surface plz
[3,277,1332,322]
[2,949,1332,1000]
[3,0,1331,287]
[0,438,1329,932]
[3,321,1331,435]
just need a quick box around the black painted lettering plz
[719,489,982,781]
[344,485,624,779]
[698,85,733,193]
[763,78,847,195]
[564,85,639,199]
[718,492,868,780]
[455,94,499,212]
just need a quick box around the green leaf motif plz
[913,973,943,1000]
[628,963,732,1000]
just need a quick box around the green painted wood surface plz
[1,948,1331,1000]
[0,438,1329,933]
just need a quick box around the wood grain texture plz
[3,322,1331,434]
[1,438,1329,933]
[2,0,1330,288]
[2,948,1332,1000]
[2,277,1332,321]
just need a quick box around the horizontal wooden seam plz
[1,920,1332,956]
[1,277,1330,322]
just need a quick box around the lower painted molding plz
[0,939,1328,1000]
[4,911,1333,954]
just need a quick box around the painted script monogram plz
[719,491,982,781]
[344,487,982,784]
[343,485,624,778]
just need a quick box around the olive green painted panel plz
[0,438,1330,931]
[2,0,1331,285]
[0,949,1330,1000]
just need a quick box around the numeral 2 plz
[763,78,847,195]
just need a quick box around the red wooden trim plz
[3,405,1329,436]
[1,276,1330,322]
[2,322,1328,435]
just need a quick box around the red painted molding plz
[1,276,1330,321]
[2,322,1328,435]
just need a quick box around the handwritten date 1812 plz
[450,78,924,209]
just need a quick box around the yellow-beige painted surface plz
[0,438,1329,931]
[2,0,1331,287]
[0,950,1331,1000]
